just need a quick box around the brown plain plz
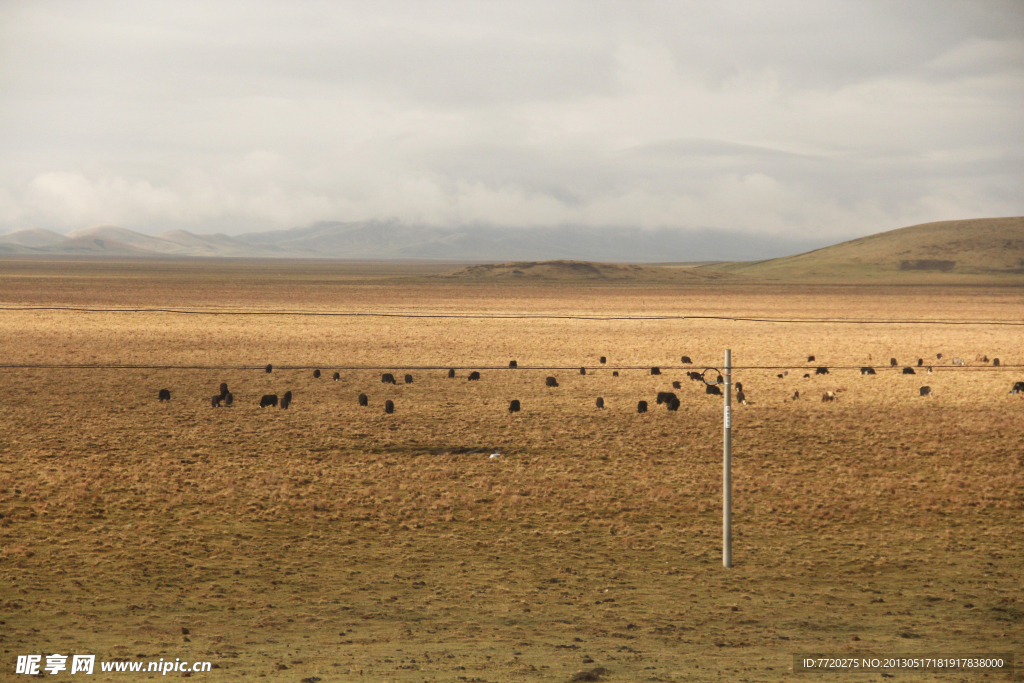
[1,257,1022,682]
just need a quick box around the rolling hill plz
[700,217,1024,280]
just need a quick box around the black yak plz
[815,367,829,375]
[656,391,677,405]
[448,368,455,378]
[667,397,680,411]
[509,399,521,413]
[265,364,273,373]
[672,381,681,389]
[861,367,876,375]
[650,367,661,375]
[385,399,394,414]
[596,397,604,409]
[688,371,702,381]
[382,373,396,384]
[509,360,518,368]
[612,371,619,377]
[681,356,692,364]
[919,386,932,397]
[917,358,923,367]
[358,393,368,406]
[313,369,321,378]
[158,389,171,401]
[468,371,481,381]
[211,395,222,408]
[637,400,648,413]
[1009,381,1024,394]
[580,367,586,375]
[219,382,229,397]
[280,391,292,409]
[260,394,278,408]
[224,392,233,406]
[706,385,722,396]
[333,372,340,381]
[600,356,607,364]
[736,390,746,404]
[735,382,743,392]
[545,376,559,387]
[405,374,413,384]
[807,355,815,362]
[890,358,897,366]
[903,367,916,375]
[993,358,1000,366]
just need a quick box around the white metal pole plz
[723,349,732,568]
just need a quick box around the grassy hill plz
[702,217,1024,281]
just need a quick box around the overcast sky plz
[1,0,1022,239]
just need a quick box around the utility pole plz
[723,349,732,568]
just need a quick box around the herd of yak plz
[156,355,1024,413]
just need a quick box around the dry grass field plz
[1,258,1021,682]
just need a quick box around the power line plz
[1,305,1022,325]
[0,363,1018,371]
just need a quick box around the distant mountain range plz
[0,222,836,262]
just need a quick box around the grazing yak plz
[672,381,682,389]
[667,397,680,411]
[736,390,746,405]
[803,374,810,378]
[903,367,916,375]
[260,394,278,408]
[313,369,321,378]
[224,392,233,406]
[993,358,1000,366]
[651,367,661,375]
[382,373,397,384]
[596,397,604,409]
[815,367,829,375]
[681,356,692,364]
[919,386,932,397]
[1009,381,1024,394]
[509,360,518,368]
[333,372,340,381]
[545,376,559,387]
[468,371,481,381]
[385,399,394,414]
[600,356,607,364]
[890,358,897,367]
[405,374,413,384]
[509,399,521,413]
[777,374,784,379]
[580,367,586,375]
[706,385,722,396]
[656,391,677,405]
[688,371,702,381]
[448,368,456,378]
[358,393,368,406]
[822,391,838,402]
[612,371,619,377]
[637,400,648,413]
[735,382,743,392]
[212,395,223,407]
[861,367,876,375]
[158,389,171,402]
[807,355,815,362]
[280,391,292,409]
[937,353,943,359]
[265,364,273,373]
[219,382,229,397]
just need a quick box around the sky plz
[1,0,1022,239]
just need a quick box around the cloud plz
[0,0,1021,239]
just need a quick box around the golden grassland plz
[0,258,1022,682]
